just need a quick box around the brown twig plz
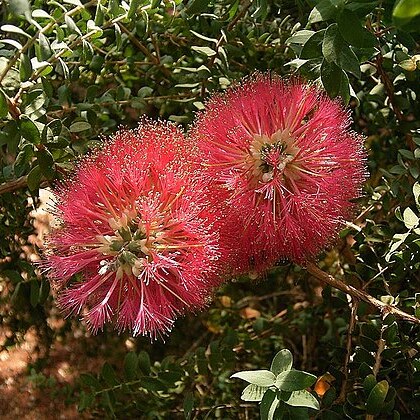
[46,93,196,117]
[375,54,404,122]
[373,334,385,377]
[338,298,359,403]
[227,0,253,32]
[117,23,171,78]
[306,262,420,324]
[0,175,29,195]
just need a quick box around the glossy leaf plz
[70,121,91,133]
[337,9,376,48]
[320,59,350,103]
[19,53,32,81]
[322,24,360,78]
[366,380,389,415]
[20,115,40,144]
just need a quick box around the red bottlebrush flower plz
[42,120,220,340]
[191,74,367,272]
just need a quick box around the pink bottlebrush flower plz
[42,120,221,340]
[191,73,367,273]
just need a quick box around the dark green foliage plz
[0,0,420,419]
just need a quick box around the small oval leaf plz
[270,349,293,375]
[231,370,276,387]
[275,370,317,392]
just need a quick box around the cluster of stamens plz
[249,129,298,184]
[96,211,161,280]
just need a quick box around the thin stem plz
[117,23,171,78]
[306,262,420,324]
[375,54,404,122]
[338,298,358,403]
[0,175,29,195]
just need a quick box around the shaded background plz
[0,0,420,418]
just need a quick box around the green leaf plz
[300,30,325,59]
[38,33,52,60]
[322,24,360,78]
[403,207,419,229]
[23,90,46,116]
[286,30,314,47]
[321,59,350,103]
[30,280,40,307]
[231,370,276,387]
[190,30,218,44]
[100,391,114,416]
[1,24,31,38]
[114,23,122,50]
[284,390,320,410]
[36,149,55,179]
[393,0,420,25]
[241,384,269,402]
[138,86,153,98]
[186,0,211,15]
[27,165,42,191]
[101,363,119,387]
[366,380,389,415]
[0,39,22,49]
[14,143,34,176]
[123,352,138,381]
[140,377,167,392]
[413,182,420,208]
[57,58,69,79]
[363,374,377,395]
[2,270,24,284]
[19,53,32,81]
[45,119,62,137]
[89,55,104,74]
[337,9,376,48]
[270,349,293,375]
[128,0,142,18]
[0,89,9,118]
[299,29,325,60]
[192,46,217,57]
[138,351,151,374]
[20,115,40,144]
[86,20,103,39]
[308,0,339,24]
[38,280,50,303]
[386,232,409,261]
[32,9,53,20]
[70,121,91,133]
[260,389,279,420]
[65,15,81,35]
[80,373,101,389]
[183,392,194,420]
[275,370,317,392]
[8,0,31,19]
[78,391,95,412]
